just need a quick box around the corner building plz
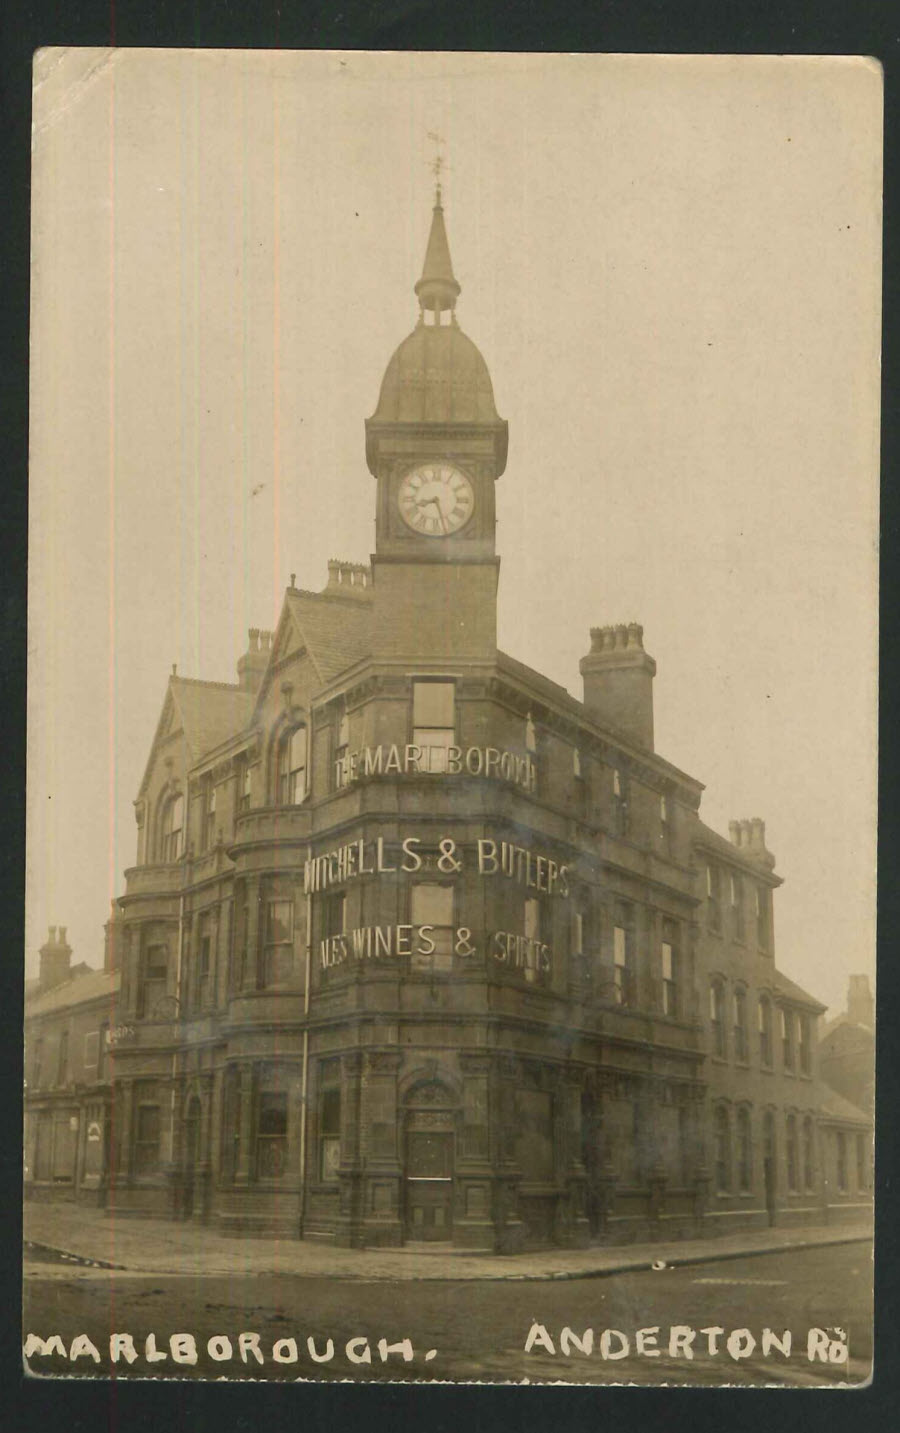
[107,195,870,1249]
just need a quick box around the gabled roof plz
[137,675,254,798]
[819,1089,871,1126]
[25,965,120,1018]
[773,969,827,1014]
[284,588,373,686]
[170,677,254,763]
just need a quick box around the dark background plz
[2,2,898,1430]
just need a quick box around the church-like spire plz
[414,186,461,316]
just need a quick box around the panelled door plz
[405,1128,454,1240]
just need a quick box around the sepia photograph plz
[23,49,880,1386]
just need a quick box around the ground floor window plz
[803,1116,815,1190]
[736,1107,752,1191]
[855,1132,867,1190]
[319,1086,341,1182]
[256,1091,288,1178]
[786,1114,798,1191]
[836,1131,848,1192]
[133,1104,161,1174]
[714,1106,730,1192]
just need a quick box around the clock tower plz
[366,189,508,662]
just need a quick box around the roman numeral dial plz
[397,462,475,537]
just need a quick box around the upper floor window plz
[798,1012,811,1074]
[736,1107,752,1191]
[661,920,679,1017]
[277,725,308,805]
[31,1036,43,1088]
[83,1030,100,1073]
[573,748,582,780]
[198,912,213,1001]
[322,890,346,943]
[756,886,770,951]
[733,987,749,1062]
[659,794,671,847]
[411,883,454,973]
[263,899,294,987]
[613,906,634,1005]
[730,872,745,940]
[412,680,455,773]
[710,979,726,1057]
[523,895,544,984]
[706,864,722,932]
[140,944,168,1018]
[334,711,350,787]
[56,1028,69,1086]
[781,1007,795,1071]
[758,995,773,1066]
[238,761,252,813]
[612,769,629,837]
[160,793,184,862]
[525,712,537,754]
[203,781,217,851]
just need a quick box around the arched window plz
[277,725,308,805]
[736,1107,752,1191]
[160,793,184,862]
[733,987,748,1062]
[714,1106,731,1192]
[710,979,726,1057]
[786,1113,798,1190]
[758,995,773,1066]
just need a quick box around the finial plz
[427,131,446,207]
[290,573,296,590]
[415,148,461,318]
[171,663,177,676]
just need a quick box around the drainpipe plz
[298,849,312,1236]
[169,886,186,1178]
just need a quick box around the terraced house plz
[27,193,871,1248]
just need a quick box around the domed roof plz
[368,190,506,431]
[371,320,502,424]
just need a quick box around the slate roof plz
[286,589,373,685]
[819,1089,871,1126]
[170,678,254,763]
[25,965,120,1018]
[773,968,827,1014]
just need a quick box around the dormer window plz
[160,793,184,862]
[277,725,308,805]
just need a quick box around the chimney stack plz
[847,974,874,1028]
[326,559,372,597]
[728,817,776,869]
[38,924,72,992]
[237,628,272,693]
[580,623,656,750]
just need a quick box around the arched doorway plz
[182,1096,202,1219]
[403,1081,457,1242]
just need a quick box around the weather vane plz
[426,130,448,201]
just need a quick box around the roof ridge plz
[172,676,245,693]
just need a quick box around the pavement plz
[23,1200,873,1283]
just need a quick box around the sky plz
[27,50,881,1015]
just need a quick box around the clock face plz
[397,462,475,537]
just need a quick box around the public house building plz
[28,192,872,1247]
